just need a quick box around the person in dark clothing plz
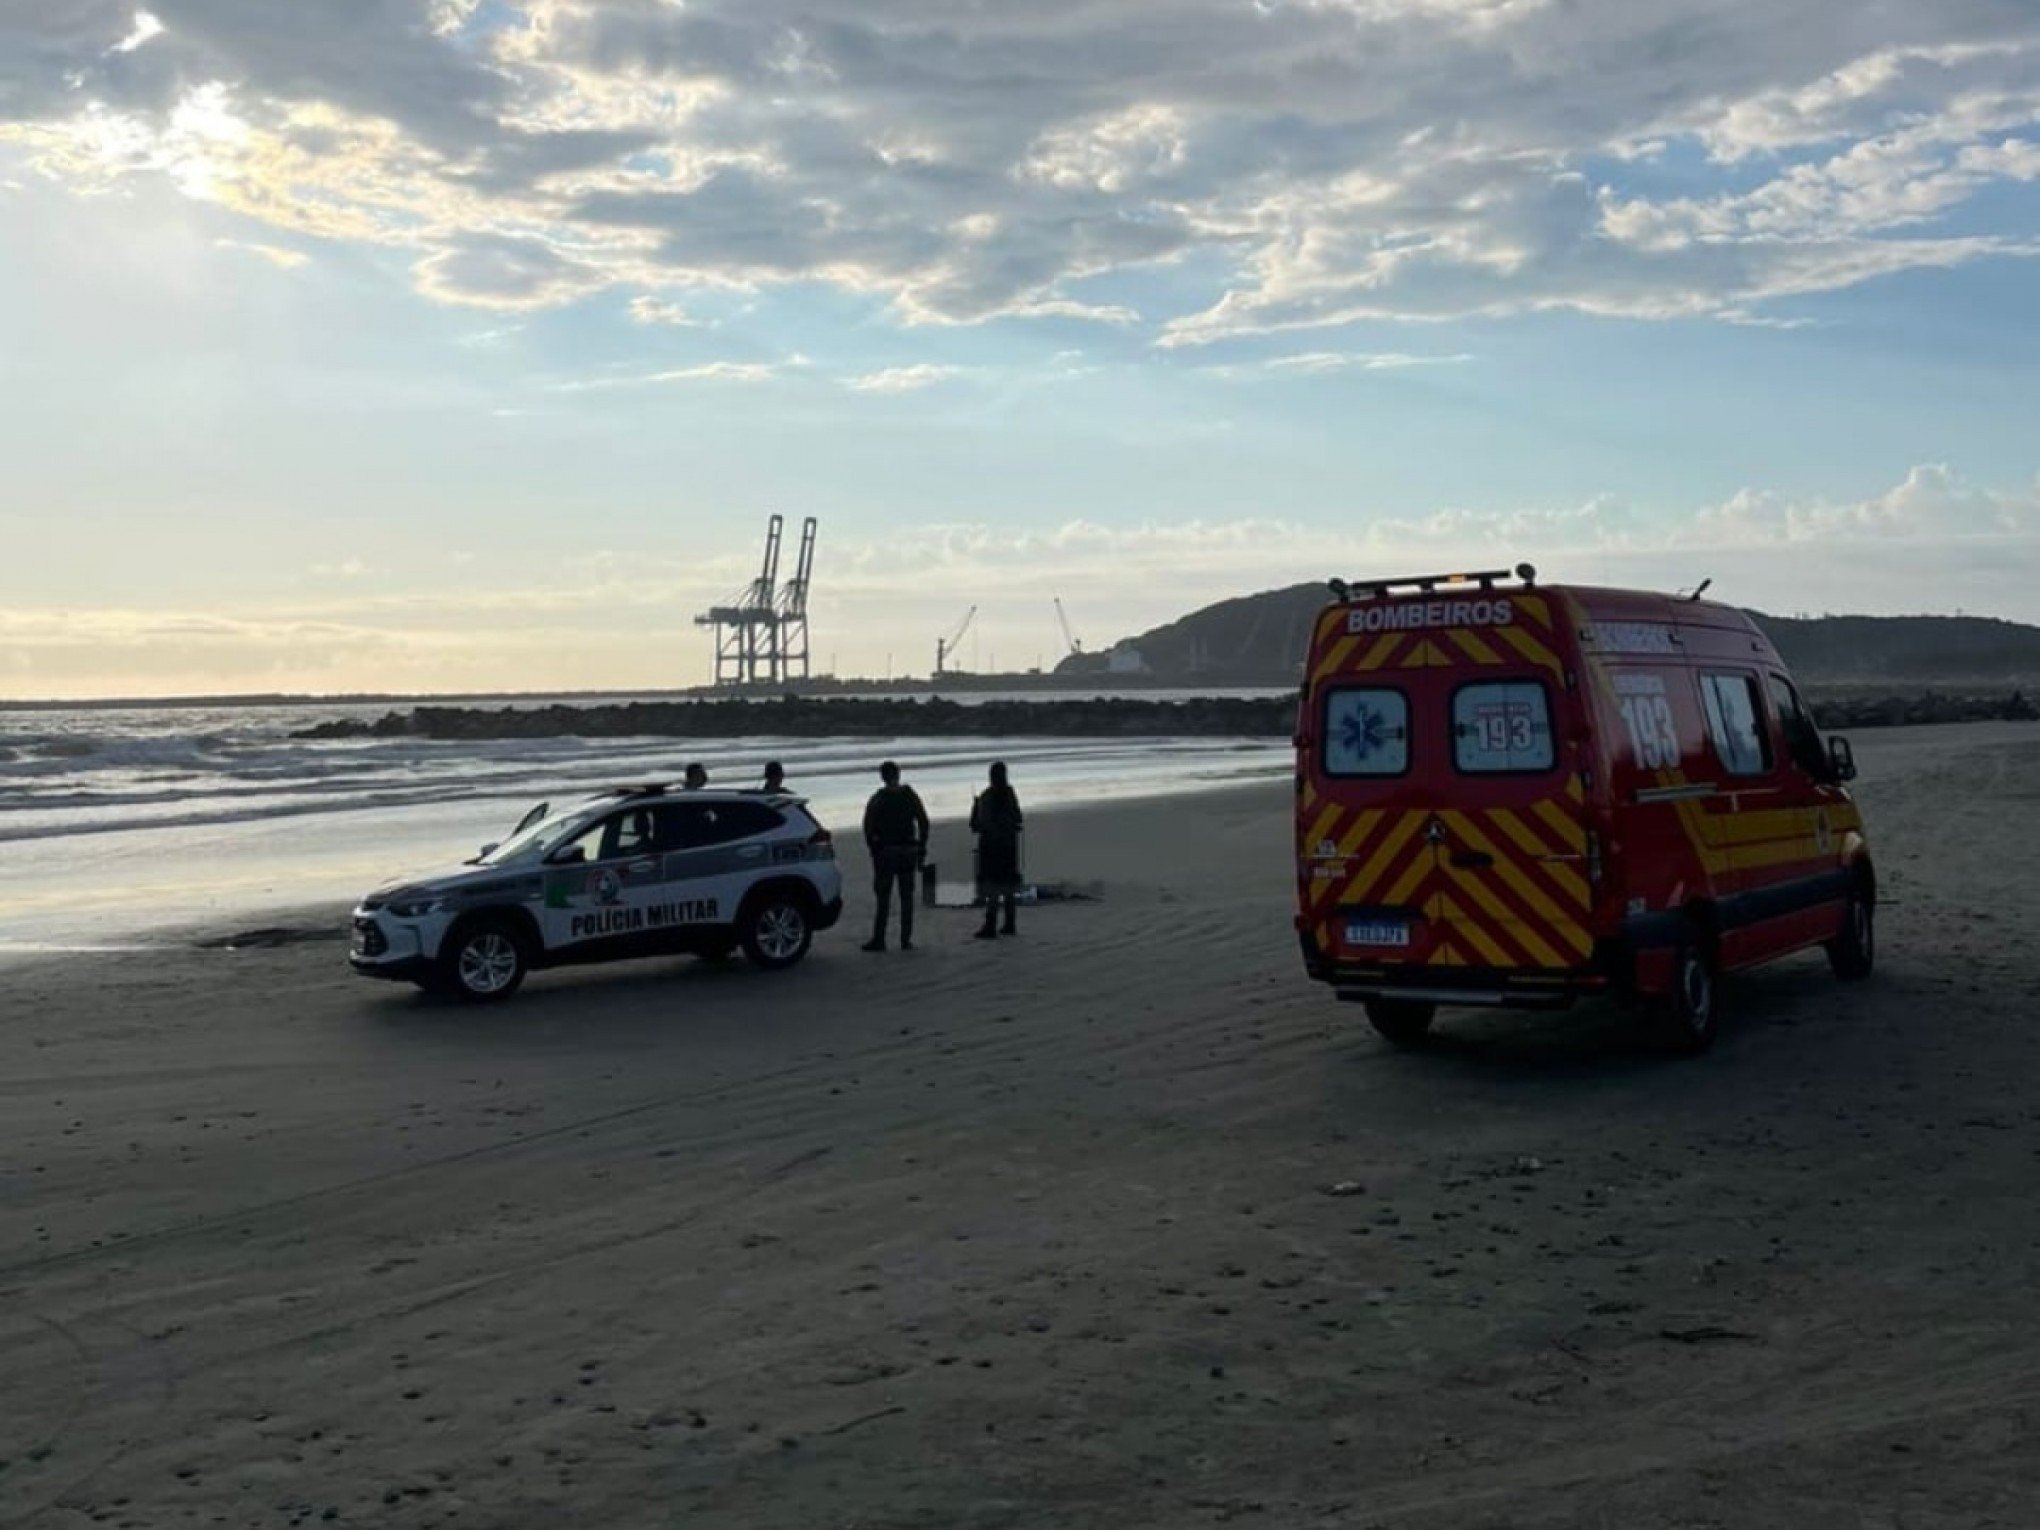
[682,762,708,790]
[861,760,929,951]
[971,760,1024,939]
[761,760,787,794]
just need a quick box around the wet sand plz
[4,722,2038,1529]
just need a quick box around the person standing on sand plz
[971,761,1025,939]
[683,762,708,790]
[761,760,787,794]
[861,760,929,952]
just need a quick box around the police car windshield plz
[476,807,599,866]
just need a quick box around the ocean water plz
[0,695,1290,954]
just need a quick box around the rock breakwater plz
[290,689,2035,743]
[1808,691,2036,730]
[293,695,1301,742]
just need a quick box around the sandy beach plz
[4,721,2038,1529]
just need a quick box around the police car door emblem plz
[593,868,624,905]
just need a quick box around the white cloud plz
[627,294,696,326]
[213,237,308,269]
[1250,350,1473,374]
[0,0,2035,337]
[1689,41,2040,162]
[648,360,781,385]
[846,363,961,393]
[1020,104,1190,194]
[413,233,608,310]
[1600,115,2040,251]
[1682,464,2035,545]
[110,11,164,56]
[551,357,794,390]
[807,467,2040,607]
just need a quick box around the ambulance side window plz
[1453,682,1555,773]
[1699,673,1772,777]
[1767,674,1831,779]
[1322,688,1410,777]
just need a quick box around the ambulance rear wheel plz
[1656,931,1719,1055]
[1825,883,1874,982]
[1365,998,1436,1047]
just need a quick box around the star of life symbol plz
[1339,702,1391,762]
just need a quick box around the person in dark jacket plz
[760,760,787,794]
[971,761,1024,939]
[861,760,929,951]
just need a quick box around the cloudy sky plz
[2,0,2036,698]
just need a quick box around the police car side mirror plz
[1827,735,1857,783]
[549,844,587,866]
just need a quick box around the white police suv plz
[350,785,844,1001]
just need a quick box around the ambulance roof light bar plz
[1328,563,1536,603]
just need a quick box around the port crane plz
[693,515,819,687]
[935,605,978,677]
[775,516,818,682]
[1054,596,1084,657]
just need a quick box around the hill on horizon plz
[1057,584,2040,689]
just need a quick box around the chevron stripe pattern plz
[1301,798,1592,972]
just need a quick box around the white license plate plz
[1345,919,1410,948]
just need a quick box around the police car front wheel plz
[433,917,530,1002]
[741,894,813,971]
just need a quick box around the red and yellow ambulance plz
[1294,567,1873,1052]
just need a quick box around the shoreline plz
[0,775,1286,966]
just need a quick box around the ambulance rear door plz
[1429,667,1596,976]
[1301,591,1595,977]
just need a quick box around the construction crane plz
[1054,596,1084,657]
[935,605,977,677]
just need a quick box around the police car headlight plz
[387,895,450,920]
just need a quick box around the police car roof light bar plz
[1328,564,1536,603]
